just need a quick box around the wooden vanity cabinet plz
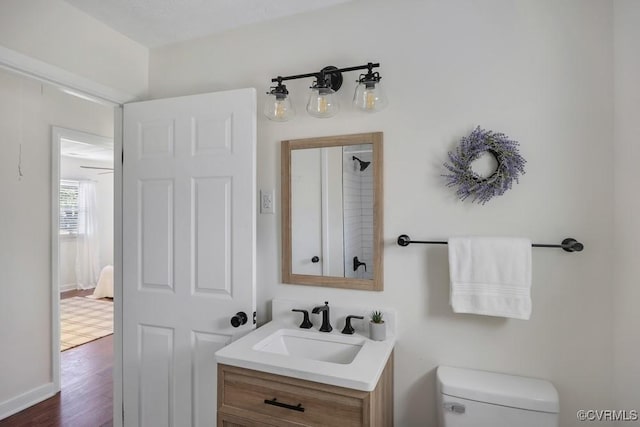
[217,352,393,427]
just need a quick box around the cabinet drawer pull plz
[264,398,305,412]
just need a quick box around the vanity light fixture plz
[264,62,387,121]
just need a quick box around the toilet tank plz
[436,366,559,427]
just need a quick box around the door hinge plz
[121,150,124,164]
[443,402,466,414]
[253,311,257,325]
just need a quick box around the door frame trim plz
[0,45,134,105]
[113,106,124,427]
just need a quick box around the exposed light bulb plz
[306,87,339,118]
[274,100,286,119]
[366,91,376,110]
[318,96,328,114]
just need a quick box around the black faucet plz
[312,301,332,332]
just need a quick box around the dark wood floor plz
[0,292,114,427]
[60,289,95,299]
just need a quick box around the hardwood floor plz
[0,335,114,427]
[60,289,95,300]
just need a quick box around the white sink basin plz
[253,329,365,364]
[215,299,395,391]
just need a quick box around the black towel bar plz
[396,235,584,253]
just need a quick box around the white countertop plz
[215,299,396,391]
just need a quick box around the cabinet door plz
[218,352,394,427]
[218,364,366,426]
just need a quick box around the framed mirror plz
[281,132,383,291]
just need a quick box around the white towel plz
[448,237,532,320]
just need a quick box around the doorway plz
[54,128,114,352]
[51,126,116,427]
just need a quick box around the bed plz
[92,265,114,299]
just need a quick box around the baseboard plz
[0,382,57,421]
[60,283,76,293]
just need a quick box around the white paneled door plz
[122,89,256,426]
[290,148,322,276]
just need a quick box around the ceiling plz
[61,138,114,163]
[64,0,352,48]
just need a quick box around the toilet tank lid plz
[437,366,559,413]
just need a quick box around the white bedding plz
[92,265,114,298]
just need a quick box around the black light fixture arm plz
[271,62,380,85]
[272,71,318,83]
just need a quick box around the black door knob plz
[230,312,248,328]
[311,256,320,263]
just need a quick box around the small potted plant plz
[369,310,386,341]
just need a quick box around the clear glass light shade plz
[263,94,295,122]
[306,87,339,118]
[353,81,388,112]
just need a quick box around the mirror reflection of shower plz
[343,145,374,280]
[352,156,371,171]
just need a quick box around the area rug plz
[61,296,113,351]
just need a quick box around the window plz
[59,180,79,235]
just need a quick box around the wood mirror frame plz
[281,132,383,291]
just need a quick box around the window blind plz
[60,180,79,235]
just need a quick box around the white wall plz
[149,1,615,425]
[0,67,113,413]
[0,0,148,99]
[613,0,640,418]
[59,155,115,289]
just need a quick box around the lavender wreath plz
[443,126,526,204]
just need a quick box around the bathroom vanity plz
[215,299,395,426]
[217,353,393,426]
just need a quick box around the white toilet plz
[436,366,559,427]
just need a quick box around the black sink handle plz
[341,315,364,335]
[291,309,313,329]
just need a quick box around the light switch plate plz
[260,189,275,214]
